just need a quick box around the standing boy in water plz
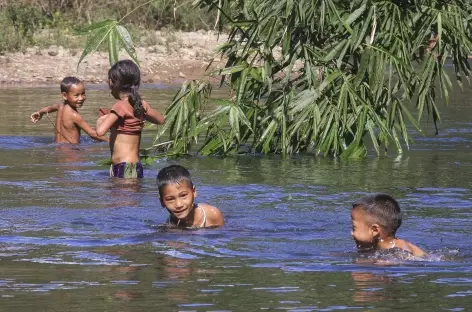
[30,77,108,144]
[351,194,425,257]
[157,165,224,228]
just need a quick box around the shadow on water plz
[0,85,471,310]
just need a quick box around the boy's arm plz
[30,104,61,123]
[72,113,109,142]
[407,242,426,257]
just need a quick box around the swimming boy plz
[157,165,224,228]
[30,77,108,144]
[351,194,425,257]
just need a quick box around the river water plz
[0,83,471,311]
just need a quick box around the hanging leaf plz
[116,25,139,66]
[77,19,118,69]
[107,28,120,67]
[78,0,472,159]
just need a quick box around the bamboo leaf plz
[346,2,367,25]
[108,28,120,67]
[77,20,118,69]
[75,19,117,35]
[212,64,247,76]
[354,48,370,86]
[116,25,139,66]
[229,106,240,141]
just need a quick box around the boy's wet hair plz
[60,76,82,93]
[108,60,143,117]
[352,194,403,235]
[156,165,194,196]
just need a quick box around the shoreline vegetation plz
[2,0,472,159]
[0,0,222,85]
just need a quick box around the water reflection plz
[102,179,144,208]
[351,272,391,303]
[1,85,472,310]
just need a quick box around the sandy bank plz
[0,30,225,86]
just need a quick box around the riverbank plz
[0,31,224,86]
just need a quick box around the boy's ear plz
[193,186,197,198]
[62,92,68,101]
[371,223,381,238]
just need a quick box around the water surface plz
[0,84,471,311]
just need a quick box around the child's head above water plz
[60,76,85,108]
[156,165,224,228]
[352,194,402,238]
[157,165,197,223]
[351,193,425,257]
[108,60,143,117]
[157,165,194,197]
[60,76,82,93]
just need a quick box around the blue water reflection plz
[0,90,472,310]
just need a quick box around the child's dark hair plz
[352,194,403,235]
[156,165,194,196]
[108,60,143,117]
[60,76,82,93]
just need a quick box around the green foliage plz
[5,4,44,41]
[81,0,472,159]
[75,0,157,68]
[149,0,218,31]
[184,0,472,158]
[149,80,213,156]
[0,0,217,53]
[76,19,139,67]
[0,4,44,51]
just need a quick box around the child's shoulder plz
[110,99,133,116]
[199,202,220,210]
[396,238,426,257]
[62,104,83,117]
[110,99,128,108]
[199,203,224,227]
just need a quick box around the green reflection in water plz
[0,84,471,311]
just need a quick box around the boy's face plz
[351,208,378,249]
[159,181,197,220]
[62,83,86,108]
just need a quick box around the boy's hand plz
[30,111,42,123]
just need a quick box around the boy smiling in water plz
[30,77,108,144]
[351,194,425,257]
[157,165,224,228]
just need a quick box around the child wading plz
[157,165,224,228]
[96,60,165,179]
[30,77,108,144]
[351,194,425,257]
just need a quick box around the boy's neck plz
[64,101,78,111]
[377,236,397,250]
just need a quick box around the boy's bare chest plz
[56,108,79,132]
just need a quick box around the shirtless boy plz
[351,194,425,257]
[157,165,224,228]
[30,77,108,144]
